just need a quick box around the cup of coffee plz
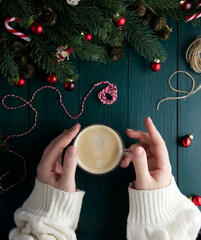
[73,124,125,175]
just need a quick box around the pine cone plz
[109,47,124,61]
[142,10,154,25]
[35,5,43,19]
[118,26,125,35]
[20,64,35,79]
[16,55,28,69]
[12,42,25,57]
[157,26,171,40]
[136,4,147,17]
[151,16,166,31]
[42,6,57,26]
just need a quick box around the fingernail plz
[133,147,143,157]
[127,128,134,131]
[68,146,77,156]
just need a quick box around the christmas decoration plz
[56,45,74,62]
[1,81,117,190]
[136,4,146,17]
[181,134,193,147]
[85,33,93,42]
[0,1,199,84]
[186,36,201,73]
[157,71,201,110]
[14,78,26,87]
[115,17,126,26]
[20,64,35,79]
[12,42,25,57]
[191,195,201,207]
[180,1,192,10]
[150,59,161,71]
[46,73,57,84]
[5,17,31,42]
[36,6,57,26]
[109,46,124,61]
[67,0,80,6]
[30,22,43,34]
[186,12,201,22]
[137,4,172,40]
[64,79,75,91]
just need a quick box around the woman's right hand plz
[121,117,172,190]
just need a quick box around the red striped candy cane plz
[5,17,31,42]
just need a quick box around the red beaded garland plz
[31,22,43,34]
[14,78,26,87]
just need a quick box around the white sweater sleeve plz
[127,176,201,240]
[9,178,85,240]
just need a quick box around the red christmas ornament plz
[64,80,75,91]
[150,59,161,72]
[85,33,92,41]
[181,134,193,147]
[46,73,57,84]
[14,78,26,87]
[179,0,192,10]
[31,22,43,34]
[115,17,126,26]
[192,195,201,207]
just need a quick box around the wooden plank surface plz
[178,22,201,211]
[0,21,201,239]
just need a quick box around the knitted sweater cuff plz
[20,178,85,229]
[128,176,200,226]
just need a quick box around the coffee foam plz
[73,125,123,174]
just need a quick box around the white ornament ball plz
[67,0,80,6]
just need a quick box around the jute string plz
[186,36,201,73]
[157,70,201,110]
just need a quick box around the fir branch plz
[1,0,34,27]
[29,36,78,80]
[0,30,19,83]
[125,12,167,61]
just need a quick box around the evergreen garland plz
[0,0,199,84]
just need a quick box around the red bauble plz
[85,33,92,41]
[150,59,161,72]
[46,73,57,84]
[14,78,26,87]
[64,81,75,91]
[180,1,192,10]
[192,195,201,207]
[115,17,126,26]
[181,134,193,147]
[31,22,43,34]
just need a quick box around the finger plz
[40,123,81,168]
[126,129,151,145]
[144,117,164,146]
[144,117,170,168]
[60,146,78,192]
[132,146,150,181]
[120,155,132,168]
[121,143,149,168]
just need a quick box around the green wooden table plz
[0,22,201,240]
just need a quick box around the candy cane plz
[186,12,201,22]
[5,17,31,42]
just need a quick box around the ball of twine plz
[186,36,201,73]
